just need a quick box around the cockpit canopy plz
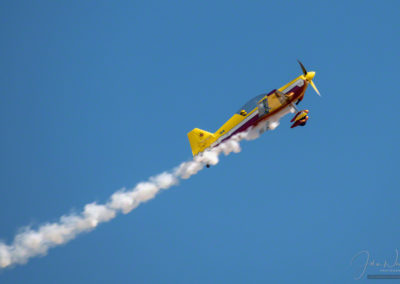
[236,93,266,114]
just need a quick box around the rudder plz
[187,128,215,156]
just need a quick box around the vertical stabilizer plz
[187,128,215,156]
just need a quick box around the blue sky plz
[0,1,399,283]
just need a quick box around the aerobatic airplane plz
[187,61,320,157]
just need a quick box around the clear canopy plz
[236,93,266,114]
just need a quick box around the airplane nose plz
[305,71,315,81]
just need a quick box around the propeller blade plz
[310,80,321,96]
[297,60,307,76]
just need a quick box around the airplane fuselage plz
[210,76,309,147]
[187,74,310,156]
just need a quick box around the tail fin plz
[187,128,215,156]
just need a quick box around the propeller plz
[297,60,320,96]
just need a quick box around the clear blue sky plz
[0,1,399,283]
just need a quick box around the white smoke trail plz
[0,106,294,269]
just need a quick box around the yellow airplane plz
[187,61,320,157]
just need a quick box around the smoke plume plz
[0,106,293,269]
